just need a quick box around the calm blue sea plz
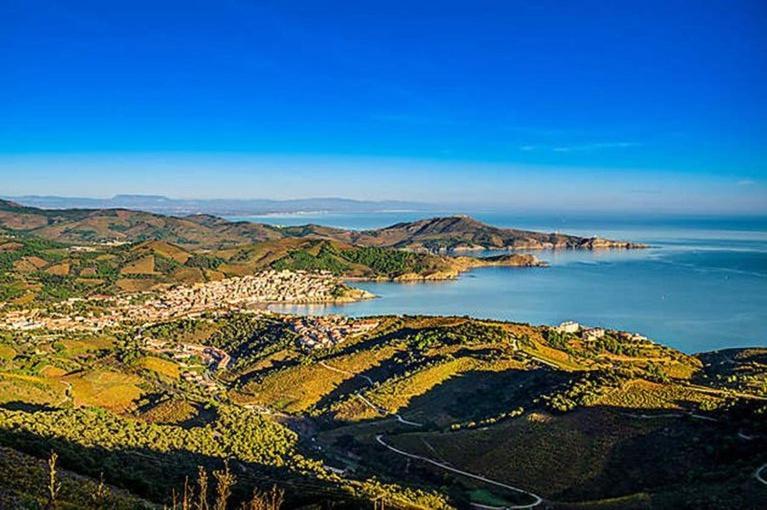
[229,212,767,353]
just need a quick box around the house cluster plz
[0,311,46,331]
[0,306,133,332]
[617,331,649,343]
[180,370,223,394]
[0,270,349,331]
[141,337,229,393]
[555,320,650,344]
[288,315,378,350]
[555,321,606,340]
[134,270,347,318]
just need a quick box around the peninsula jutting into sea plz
[0,197,764,509]
[3,1,765,508]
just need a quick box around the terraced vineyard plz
[0,232,542,306]
[0,212,763,509]
[0,307,764,508]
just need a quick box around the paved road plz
[355,393,423,427]
[621,411,718,422]
[317,355,763,506]
[376,435,543,509]
[756,464,767,486]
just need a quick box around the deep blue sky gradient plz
[1,0,765,212]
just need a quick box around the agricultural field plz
[0,306,764,508]
[0,224,546,307]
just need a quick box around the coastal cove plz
[256,213,767,354]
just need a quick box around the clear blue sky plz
[1,0,765,213]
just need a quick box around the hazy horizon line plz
[4,193,767,219]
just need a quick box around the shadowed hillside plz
[1,310,761,508]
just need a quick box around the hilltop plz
[0,200,643,253]
[267,216,645,253]
[0,199,283,248]
[340,215,645,252]
[0,211,761,508]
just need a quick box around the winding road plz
[756,464,767,486]
[318,360,423,426]
[376,435,543,509]
[355,393,423,427]
[319,357,541,507]
[621,411,719,422]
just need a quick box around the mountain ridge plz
[0,200,645,252]
[286,215,646,252]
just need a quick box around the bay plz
[230,212,767,353]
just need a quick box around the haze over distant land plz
[1,194,433,216]
[2,157,766,215]
[4,192,767,218]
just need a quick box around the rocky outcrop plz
[469,253,549,267]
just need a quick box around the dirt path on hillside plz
[317,360,423,426]
[375,434,543,509]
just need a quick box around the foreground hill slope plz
[1,305,762,509]
[0,200,642,252]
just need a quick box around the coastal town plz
[0,270,372,332]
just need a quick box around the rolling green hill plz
[0,199,283,248]
[2,200,756,509]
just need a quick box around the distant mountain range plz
[1,194,433,215]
